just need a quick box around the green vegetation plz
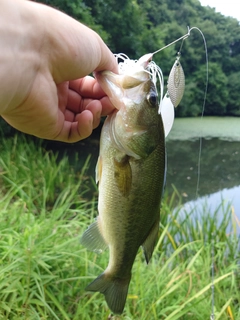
[1,0,240,133]
[38,0,240,117]
[0,135,239,319]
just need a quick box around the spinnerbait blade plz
[167,58,185,107]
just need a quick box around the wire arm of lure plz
[151,26,191,57]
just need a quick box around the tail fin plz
[86,272,131,314]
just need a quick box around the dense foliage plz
[1,0,240,133]
[38,0,240,117]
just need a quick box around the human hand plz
[0,0,118,142]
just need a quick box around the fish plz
[81,54,170,314]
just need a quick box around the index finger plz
[69,77,106,98]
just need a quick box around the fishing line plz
[178,27,211,317]
[152,27,211,316]
[152,27,209,198]
[188,27,209,199]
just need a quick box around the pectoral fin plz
[142,217,160,263]
[80,218,108,254]
[114,156,132,197]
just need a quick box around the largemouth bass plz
[81,55,167,314]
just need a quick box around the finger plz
[55,110,94,143]
[67,89,83,113]
[100,96,116,116]
[69,77,106,98]
[67,88,100,114]
[84,100,102,129]
[67,83,116,116]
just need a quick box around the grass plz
[0,134,239,319]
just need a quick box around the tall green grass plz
[0,135,239,319]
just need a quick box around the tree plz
[226,72,240,116]
[35,0,240,117]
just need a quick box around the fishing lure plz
[151,26,208,197]
[160,51,185,136]
[167,52,185,108]
[151,26,208,112]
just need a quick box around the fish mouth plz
[95,71,149,110]
[94,71,124,110]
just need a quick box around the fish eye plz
[147,93,158,107]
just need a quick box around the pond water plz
[166,138,240,234]
[166,117,240,235]
[166,138,240,199]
